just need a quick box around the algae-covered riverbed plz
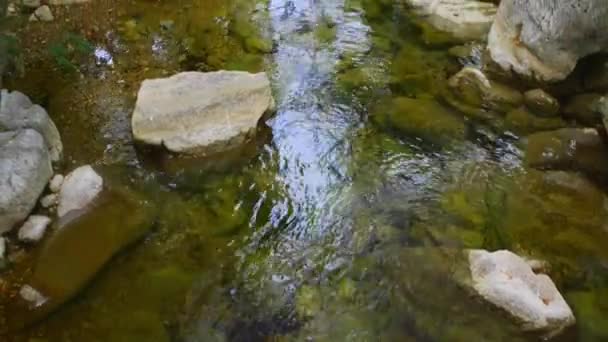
[1,0,608,341]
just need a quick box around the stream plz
[1,0,608,341]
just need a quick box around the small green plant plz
[48,32,94,72]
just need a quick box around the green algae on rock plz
[6,188,156,330]
[374,96,466,146]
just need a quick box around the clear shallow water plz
[1,0,608,341]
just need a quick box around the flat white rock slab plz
[131,71,275,154]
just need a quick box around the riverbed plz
[1,0,608,340]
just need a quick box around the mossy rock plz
[375,96,465,146]
[504,107,566,135]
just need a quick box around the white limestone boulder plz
[131,71,275,154]
[469,249,575,336]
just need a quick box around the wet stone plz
[563,93,605,125]
[525,128,608,179]
[504,107,566,135]
[523,89,560,117]
[377,96,466,146]
[448,67,523,117]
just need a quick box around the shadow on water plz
[1,0,608,341]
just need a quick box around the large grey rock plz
[488,0,608,82]
[469,250,575,336]
[0,89,62,162]
[131,71,275,154]
[405,0,497,41]
[0,129,52,233]
[57,165,103,218]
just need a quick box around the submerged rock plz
[57,165,103,218]
[18,215,51,242]
[469,250,575,336]
[563,93,605,125]
[8,189,155,330]
[131,71,275,155]
[525,128,608,178]
[487,0,608,82]
[0,129,52,233]
[523,89,560,117]
[0,89,62,162]
[405,0,497,41]
[504,107,565,135]
[447,67,523,117]
[378,96,465,145]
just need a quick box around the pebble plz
[49,174,64,193]
[29,5,54,22]
[18,215,51,242]
[19,285,48,307]
[40,193,58,208]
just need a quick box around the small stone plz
[524,89,560,117]
[19,285,48,307]
[7,3,17,16]
[40,193,58,208]
[29,5,54,22]
[21,0,41,8]
[57,165,103,218]
[48,174,64,193]
[18,215,51,242]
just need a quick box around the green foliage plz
[48,32,94,72]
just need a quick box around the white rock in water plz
[131,71,275,154]
[19,285,48,307]
[49,174,64,193]
[488,0,608,82]
[405,0,497,41]
[29,5,54,22]
[469,250,575,336]
[57,165,103,218]
[18,215,51,242]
